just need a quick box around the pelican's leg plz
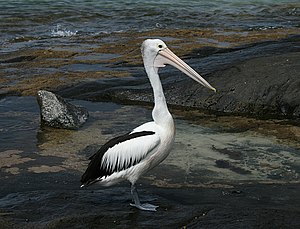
[130,184,159,212]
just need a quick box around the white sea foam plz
[51,24,78,37]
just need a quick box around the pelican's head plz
[141,39,216,92]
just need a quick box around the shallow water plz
[0,96,299,228]
[0,96,299,185]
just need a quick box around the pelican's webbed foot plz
[130,184,159,212]
[130,202,159,212]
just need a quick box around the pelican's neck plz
[145,65,173,127]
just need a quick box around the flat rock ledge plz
[37,90,89,129]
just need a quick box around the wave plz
[50,24,78,37]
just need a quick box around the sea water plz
[0,0,299,50]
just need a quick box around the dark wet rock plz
[0,181,299,228]
[170,51,300,119]
[0,55,37,63]
[37,90,89,129]
[107,51,300,120]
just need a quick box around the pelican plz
[80,39,216,211]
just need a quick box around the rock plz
[165,51,300,119]
[37,90,88,129]
[105,51,300,120]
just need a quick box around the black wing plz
[80,131,156,187]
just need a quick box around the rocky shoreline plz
[1,30,299,121]
[57,35,300,120]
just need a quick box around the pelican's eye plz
[158,44,163,49]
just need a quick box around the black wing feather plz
[80,131,155,186]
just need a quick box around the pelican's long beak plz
[154,48,216,92]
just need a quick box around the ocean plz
[0,0,299,52]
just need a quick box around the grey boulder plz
[37,90,89,129]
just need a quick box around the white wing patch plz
[101,133,160,173]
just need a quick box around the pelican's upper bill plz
[142,39,216,92]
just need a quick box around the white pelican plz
[80,39,216,211]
